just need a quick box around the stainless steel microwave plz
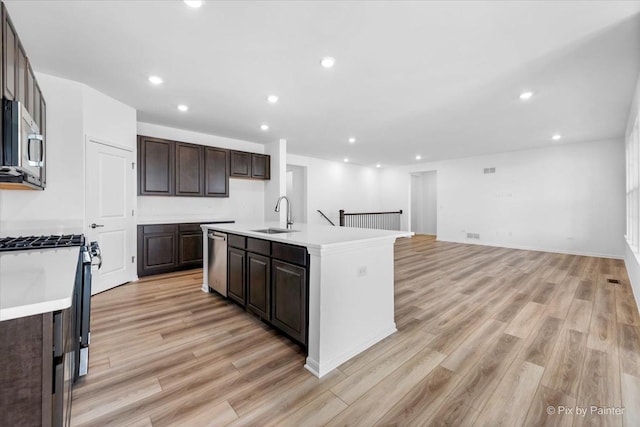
[1,99,45,188]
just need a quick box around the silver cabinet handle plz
[90,223,104,229]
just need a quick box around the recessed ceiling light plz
[344,158,349,163]
[184,0,203,8]
[321,57,336,68]
[348,137,356,143]
[148,75,163,85]
[552,134,562,141]
[267,95,278,104]
[177,104,188,112]
[519,91,534,100]
[261,124,269,131]
[376,164,381,168]
[415,155,422,160]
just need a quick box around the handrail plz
[317,210,335,226]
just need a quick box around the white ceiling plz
[5,1,640,166]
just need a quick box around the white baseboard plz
[437,237,623,260]
[305,324,397,378]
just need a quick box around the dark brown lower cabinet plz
[228,247,246,306]
[224,233,308,347]
[137,222,227,277]
[138,225,177,276]
[271,260,307,344]
[0,309,70,427]
[178,224,203,268]
[247,252,270,319]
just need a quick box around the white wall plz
[83,85,137,149]
[0,73,136,235]
[136,122,266,224]
[624,74,640,310]
[287,154,382,226]
[383,139,625,258]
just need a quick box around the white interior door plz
[85,138,134,294]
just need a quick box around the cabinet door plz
[204,147,229,197]
[228,247,246,307]
[230,151,251,177]
[247,253,270,320]
[251,154,270,180]
[16,43,26,107]
[271,260,307,344]
[178,231,203,267]
[141,231,177,276]
[26,62,34,116]
[175,142,204,196]
[138,136,174,195]
[3,10,16,100]
[33,83,41,131]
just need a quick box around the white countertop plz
[138,217,235,225]
[0,247,79,321]
[201,222,412,249]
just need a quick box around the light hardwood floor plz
[71,235,640,426]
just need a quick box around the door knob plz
[90,223,104,229]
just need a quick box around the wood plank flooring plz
[71,235,640,426]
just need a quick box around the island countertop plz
[201,222,412,249]
[0,247,79,321]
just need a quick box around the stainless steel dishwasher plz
[207,231,227,296]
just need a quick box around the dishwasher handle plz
[208,232,227,241]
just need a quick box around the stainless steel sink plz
[252,228,299,234]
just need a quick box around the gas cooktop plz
[0,234,84,252]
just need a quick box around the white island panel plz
[305,240,397,377]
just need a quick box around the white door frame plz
[84,135,137,288]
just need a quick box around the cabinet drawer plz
[228,234,246,249]
[179,223,202,232]
[142,224,177,234]
[247,237,270,256]
[271,242,307,267]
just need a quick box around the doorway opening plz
[286,164,307,224]
[410,171,437,237]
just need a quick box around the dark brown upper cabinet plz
[230,150,250,177]
[3,8,16,101]
[138,136,175,196]
[251,154,270,179]
[230,150,270,180]
[0,3,47,191]
[205,147,229,197]
[16,42,26,107]
[175,142,204,196]
[26,61,34,115]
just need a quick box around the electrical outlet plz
[357,266,367,277]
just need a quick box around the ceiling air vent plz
[483,167,496,174]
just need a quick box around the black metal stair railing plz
[339,209,403,230]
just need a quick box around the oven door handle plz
[90,242,102,269]
[92,254,102,270]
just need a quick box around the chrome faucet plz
[275,196,293,229]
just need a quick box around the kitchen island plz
[201,222,412,377]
